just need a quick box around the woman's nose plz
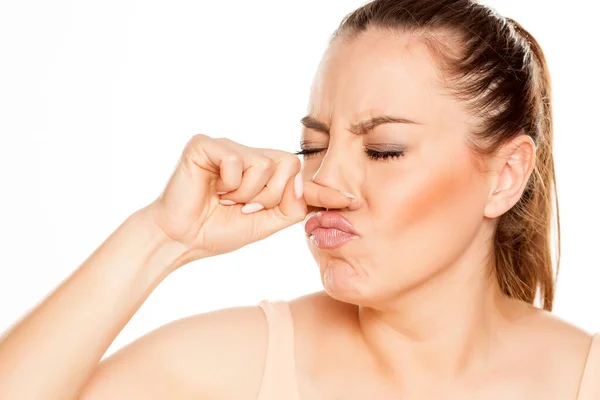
[311,146,345,188]
[310,146,361,210]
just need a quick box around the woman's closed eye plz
[294,146,405,161]
[294,147,325,158]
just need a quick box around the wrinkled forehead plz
[307,28,452,123]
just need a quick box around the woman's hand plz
[146,134,352,262]
[0,133,357,400]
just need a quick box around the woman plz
[0,0,598,398]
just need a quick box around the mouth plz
[304,211,359,249]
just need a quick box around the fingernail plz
[219,199,236,205]
[341,191,356,199]
[241,202,264,214]
[294,173,303,199]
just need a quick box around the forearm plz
[0,207,190,400]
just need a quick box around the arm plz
[79,304,268,400]
[0,134,344,399]
[0,206,190,399]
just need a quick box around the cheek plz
[300,153,327,178]
[370,149,485,233]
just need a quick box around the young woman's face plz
[301,28,494,305]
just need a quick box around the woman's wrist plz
[128,206,194,277]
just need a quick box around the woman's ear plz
[483,134,536,218]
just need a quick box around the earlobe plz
[483,191,508,219]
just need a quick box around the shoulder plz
[287,291,359,374]
[82,305,268,400]
[288,290,357,336]
[522,306,593,358]
[502,302,594,398]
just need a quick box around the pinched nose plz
[302,181,359,210]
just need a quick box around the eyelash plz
[294,148,405,161]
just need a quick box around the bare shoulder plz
[501,302,594,398]
[287,291,358,375]
[521,305,593,358]
[288,290,357,334]
[81,305,268,400]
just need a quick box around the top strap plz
[256,300,300,400]
[577,333,600,400]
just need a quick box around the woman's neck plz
[356,260,529,383]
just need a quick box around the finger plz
[303,181,355,209]
[220,155,276,204]
[251,173,307,237]
[277,171,307,220]
[185,134,243,193]
[249,152,301,209]
[215,153,244,193]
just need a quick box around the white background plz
[0,0,598,358]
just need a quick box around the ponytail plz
[494,18,559,311]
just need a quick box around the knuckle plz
[284,154,302,173]
[184,134,210,156]
[268,150,301,171]
[256,157,276,172]
[189,133,210,145]
[223,153,241,165]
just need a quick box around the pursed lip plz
[304,211,359,237]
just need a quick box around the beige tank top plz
[256,300,600,400]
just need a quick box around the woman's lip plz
[308,228,358,249]
[304,211,359,236]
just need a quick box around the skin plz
[0,27,593,400]
[292,28,592,399]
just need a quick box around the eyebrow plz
[300,114,421,135]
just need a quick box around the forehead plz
[308,28,451,122]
